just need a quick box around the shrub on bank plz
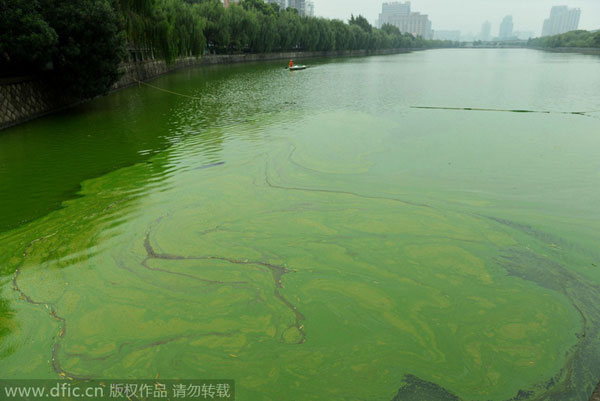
[528,30,600,49]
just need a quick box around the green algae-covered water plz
[1,49,600,400]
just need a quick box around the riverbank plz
[531,47,600,55]
[113,47,417,89]
[0,48,414,130]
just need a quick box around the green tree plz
[301,18,322,51]
[0,0,58,74]
[152,0,206,60]
[225,4,258,53]
[315,19,334,51]
[240,0,277,16]
[330,19,350,51]
[381,23,400,36]
[277,9,302,51]
[349,14,372,33]
[254,13,279,53]
[528,30,600,49]
[371,29,387,50]
[349,24,368,50]
[41,0,127,97]
[197,0,229,54]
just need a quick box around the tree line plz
[120,0,455,60]
[1,0,455,98]
[528,30,600,49]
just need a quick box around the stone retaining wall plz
[0,76,78,130]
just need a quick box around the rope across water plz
[134,79,202,100]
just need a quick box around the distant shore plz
[531,47,600,56]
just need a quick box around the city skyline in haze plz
[311,0,600,37]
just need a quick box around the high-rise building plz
[480,21,491,41]
[541,6,581,37]
[266,0,287,10]
[379,1,411,23]
[378,2,432,39]
[306,0,314,17]
[499,15,514,40]
[287,0,306,16]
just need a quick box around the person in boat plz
[289,59,294,68]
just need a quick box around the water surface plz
[1,49,600,400]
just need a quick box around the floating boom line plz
[410,106,600,117]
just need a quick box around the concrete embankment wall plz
[0,76,80,130]
[114,48,410,88]
[0,48,410,130]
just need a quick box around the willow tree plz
[195,0,228,54]
[116,0,155,52]
[277,9,302,51]
[174,3,206,57]
[225,4,259,53]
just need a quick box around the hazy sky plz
[313,0,600,36]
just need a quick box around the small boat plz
[288,65,307,71]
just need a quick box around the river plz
[1,49,599,400]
